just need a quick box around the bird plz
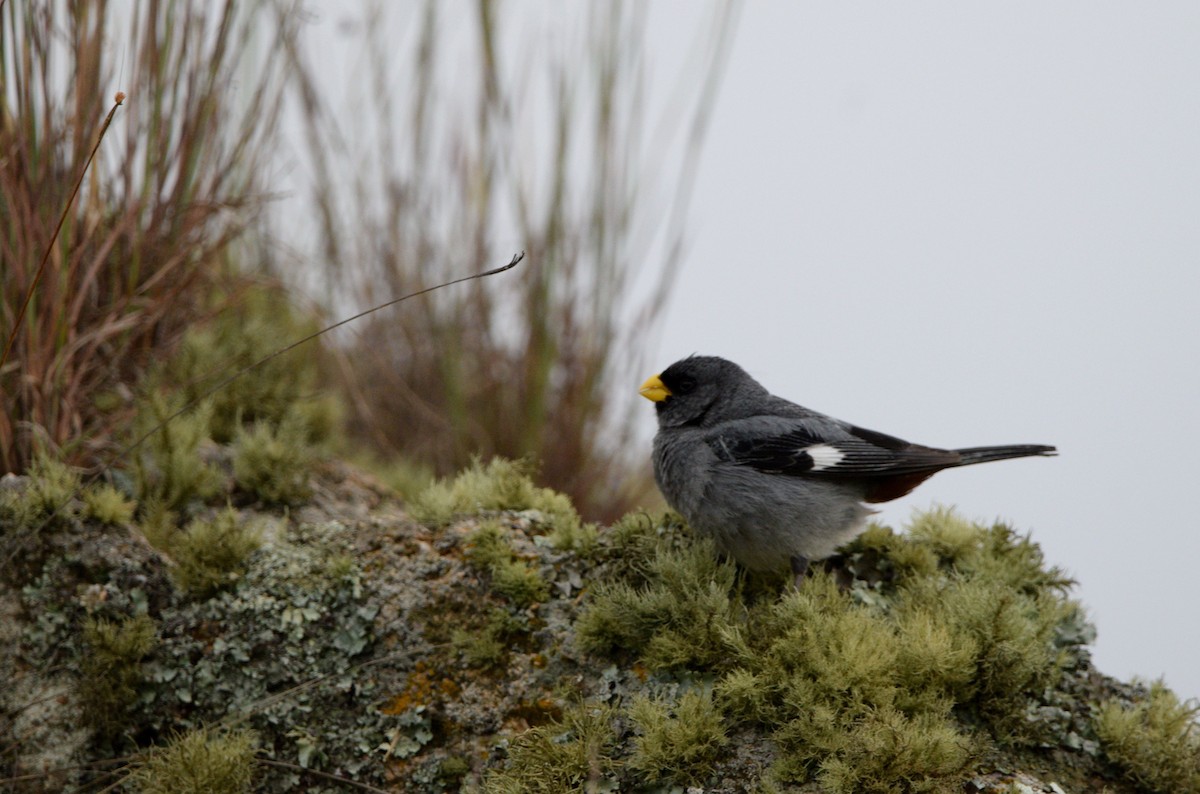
[639,355,1056,580]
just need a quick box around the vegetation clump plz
[0,450,81,530]
[131,395,224,512]
[484,704,620,793]
[129,727,258,794]
[452,606,529,668]
[575,536,741,669]
[164,507,263,598]
[409,457,580,535]
[464,521,550,607]
[571,508,1089,792]
[79,614,159,740]
[161,285,338,446]
[83,482,137,525]
[1095,682,1200,793]
[628,688,727,786]
[232,416,314,505]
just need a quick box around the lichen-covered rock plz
[2,457,1194,793]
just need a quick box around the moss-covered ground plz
[4,449,1198,792]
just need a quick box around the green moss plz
[79,614,158,739]
[906,509,1073,594]
[170,507,263,597]
[547,519,601,558]
[232,415,313,505]
[1096,682,1200,793]
[722,574,975,791]
[131,393,223,511]
[577,509,1086,791]
[491,561,550,607]
[452,607,526,668]
[484,704,619,793]
[575,536,740,669]
[83,482,137,525]
[408,457,580,535]
[130,726,258,794]
[805,708,972,794]
[351,452,436,501]
[465,522,549,607]
[162,283,336,445]
[0,449,82,530]
[628,689,727,786]
[896,575,1072,738]
[437,755,471,785]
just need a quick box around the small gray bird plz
[639,356,1056,578]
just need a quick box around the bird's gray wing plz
[706,419,960,478]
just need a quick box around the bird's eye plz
[673,375,697,394]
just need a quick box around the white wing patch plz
[803,443,845,471]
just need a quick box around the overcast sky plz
[647,2,1200,701]
[295,1,1200,703]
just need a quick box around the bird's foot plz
[790,555,810,589]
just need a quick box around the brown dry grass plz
[0,0,290,473]
[280,1,739,521]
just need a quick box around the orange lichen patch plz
[383,661,461,715]
[632,662,649,682]
[506,696,564,729]
[530,653,548,669]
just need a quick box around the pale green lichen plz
[1095,681,1200,793]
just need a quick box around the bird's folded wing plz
[707,421,959,478]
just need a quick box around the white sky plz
[291,1,1200,703]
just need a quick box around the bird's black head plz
[639,355,766,428]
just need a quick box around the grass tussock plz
[129,726,258,794]
[1095,682,1200,793]
[0,1,291,476]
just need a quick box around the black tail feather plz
[954,444,1057,466]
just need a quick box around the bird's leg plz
[790,555,810,588]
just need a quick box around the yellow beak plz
[639,374,671,403]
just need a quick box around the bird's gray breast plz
[651,430,714,519]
